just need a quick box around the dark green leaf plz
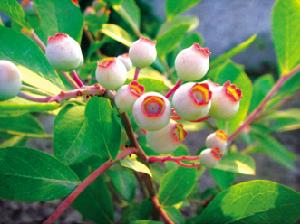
[34,0,83,42]
[166,0,202,19]
[0,135,26,148]
[272,0,300,73]
[121,199,153,224]
[164,207,184,224]
[159,166,197,206]
[131,221,163,224]
[0,0,26,26]
[194,180,300,224]
[0,147,79,201]
[209,169,235,190]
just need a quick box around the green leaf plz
[249,74,274,112]
[131,221,163,224]
[112,0,141,36]
[166,0,202,19]
[108,167,137,201]
[34,0,83,42]
[194,180,300,224]
[121,199,153,224]
[0,26,63,87]
[121,156,152,176]
[272,0,300,74]
[209,61,252,134]
[0,114,46,138]
[0,97,60,116]
[0,135,26,148]
[211,34,257,68]
[253,133,296,170]
[209,169,235,190]
[180,32,204,49]
[0,0,26,26]
[159,166,197,206]
[213,152,256,175]
[101,24,132,47]
[164,207,185,224]
[0,147,79,201]
[72,160,114,224]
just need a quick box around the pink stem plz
[151,195,174,224]
[165,80,183,98]
[133,68,140,80]
[30,31,46,52]
[43,148,137,224]
[190,116,210,123]
[228,64,300,142]
[61,71,80,89]
[71,70,84,88]
[148,155,199,164]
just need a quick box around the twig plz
[133,68,140,80]
[43,148,137,224]
[151,195,174,224]
[29,31,46,52]
[71,70,84,88]
[61,71,80,89]
[165,80,182,98]
[228,64,300,142]
[148,155,199,163]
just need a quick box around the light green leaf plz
[101,24,132,47]
[0,135,26,148]
[0,0,27,26]
[121,156,152,176]
[272,0,300,74]
[209,169,235,190]
[166,0,202,19]
[211,34,257,68]
[159,167,197,206]
[164,207,185,224]
[194,180,300,224]
[0,147,79,201]
[214,153,256,175]
[112,0,141,36]
[34,0,83,42]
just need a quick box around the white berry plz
[117,53,132,71]
[199,148,222,167]
[206,130,228,154]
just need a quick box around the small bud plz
[117,53,132,71]
[209,81,242,119]
[132,92,171,131]
[172,82,212,120]
[114,81,144,112]
[146,121,187,154]
[0,60,22,100]
[175,43,210,81]
[206,130,228,154]
[95,57,128,90]
[45,33,83,70]
[129,37,157,68]
[199,148,222,167]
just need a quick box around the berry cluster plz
[0,33,242,167]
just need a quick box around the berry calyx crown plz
[171,123,188,143]
[223,81,242,102]
[211,147,223,160]
[97,57,116,69]
[189,83,212,106]
[141,95,166,117]
[215,130,228,141]
[192,43,211,57]
[129,81,144,97]
[139,36,157,46]
[48,33,69,43]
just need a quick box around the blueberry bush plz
[0,0,300,223]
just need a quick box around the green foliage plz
[0,0,26,27]
[193,180,300,224]
[0,147,79,201]
[101,24,133,46]
[166,0,202,19]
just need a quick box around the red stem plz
[30,31,46,52]
[148,155,201,168]
[228,64,300,142]
[61,71,80,89]
[43,148,137,224]
[71,70,84,88]
[165,80,182,98]
[151,195,174,224]
[133,68,140,80]
[190,116,210,123]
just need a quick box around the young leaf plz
[0,0,27,27]
[159,166,197,206]
[0,26,63,87]
[101,24,132,47]
[34,0,83,42]
[0,147,79,201]
[194,180,300,224]
[166,0,202,19]
[0,114,47,138]
[272,0,300,74]
[121,156,152,176]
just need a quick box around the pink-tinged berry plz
[132,92,171,131]
[95,57,128,90]
[129,37,157,68]
[0,60,22,100]
[172,82,212,120]
[209,81,242,119]
[146,121,187,154]
[117,53,132,71]
[114,81,144,112]
[175,43,211,81]
[206,130,228,154]
[199,148,222,167]
[45,33,83,70]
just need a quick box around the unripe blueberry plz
[45,33,83,70]
[172,82,212,120]
[129,37,157,68]
[117,53,132,71]
[0,60,22,100]
[209,81,242,119]
[199,148,222,167]
[95,57,128,90]
[132,92,171,131]
[114,81,144,112]
[146,121,187,154]
[175,43,211,81]
[206,130,228,154]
